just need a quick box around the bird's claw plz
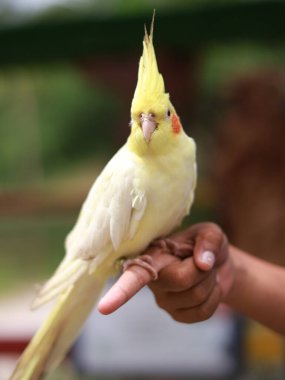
[151,237,194,259]
[122,255,158,280]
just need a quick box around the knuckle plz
[155,294,172,312]
[198,222,221,234]
[207,222,222,233]
[192,285,208,303]
[197,224,225,252]
[155,297,165,309]
[197,302,216,321]
[171,311,190,324]
[203,223,223,239]
[133,269,149,288]
[204,230,221,244]
[174,267,191,289]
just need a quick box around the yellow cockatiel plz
[10,18,196,380]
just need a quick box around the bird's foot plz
[122,255,158,280]
[151,237,194,259]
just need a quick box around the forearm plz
[224,245,285,335]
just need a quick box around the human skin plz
[98,223,285,336]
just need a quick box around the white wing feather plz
[70,148,147,256]
[34,147,147,307]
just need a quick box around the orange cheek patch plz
[171,114,182,134]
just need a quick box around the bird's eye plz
[166,109,171,118]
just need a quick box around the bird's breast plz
[118,142,196,257]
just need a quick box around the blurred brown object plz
[213,69,285,265]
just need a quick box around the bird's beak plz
[140,113,157,143]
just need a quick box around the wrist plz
[221,245,247,307]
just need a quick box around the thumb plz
[192,223,229,272]
[195,249,216,272]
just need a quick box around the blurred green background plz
[0,1,285,379]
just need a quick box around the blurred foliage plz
[0,65,119,186]
[201,43,285,94]
[0,215,73,293]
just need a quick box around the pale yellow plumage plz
[10,17,196,380]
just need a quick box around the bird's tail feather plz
[10,271,107,380]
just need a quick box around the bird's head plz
[128,15,184,155]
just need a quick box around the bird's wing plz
[67,148,147,257]
[33,148,147,308]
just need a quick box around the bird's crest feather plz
[131,11,169,114]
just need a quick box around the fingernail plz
[216,274,220,283]
[201,251,215,268]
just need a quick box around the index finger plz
[98,249,177,315]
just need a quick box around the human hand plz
[148,223,232,323]
[98,223,234,323]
